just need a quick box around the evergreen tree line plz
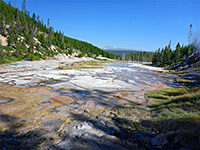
[0,0,119,63]
[122,51,153,62]
[152,42,194,67]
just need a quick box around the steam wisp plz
[192,30,200,51]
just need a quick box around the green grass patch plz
[170,70,189,75]
[112,86,200,149]
[146,87,200,110]
[146,88,187,100]
[175,78,192,83]
[60,61,106,70]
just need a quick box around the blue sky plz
[4,0,200,51]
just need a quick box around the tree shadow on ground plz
[1,105,200,150]
[67,109,200,149]
[1,86,200,150]
[0,113,54,150]
[0,87,142,150]
[112,111,200,150]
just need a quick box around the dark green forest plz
[105,50,153,62]
[123,51,153,62]
[152,42,194,67]
[0,0,118,63]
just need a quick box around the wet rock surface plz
[0,61,178,149]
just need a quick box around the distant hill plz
[0,1,118,63]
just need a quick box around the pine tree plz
[163,46,171,65]
[22,0,26,14]
[174,42,181,64]
[32,13,36,21]
[188,24,192,44]
[36,15,40,30]
[47,18,50,29]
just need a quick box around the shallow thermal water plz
[0,61,179,150]
[108,62,178,86]
[50,62,179,110]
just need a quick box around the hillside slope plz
[0,1,118,63]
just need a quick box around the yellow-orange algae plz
[0,83,74,133]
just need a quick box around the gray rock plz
[100,120,106,126]
[73,121,93,130]
[105,121,120,133]
[102,135,118,141]
[81,132,89,137]
[151,133,168,148]
[84,109,89,113]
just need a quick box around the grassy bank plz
[112,85,200,149]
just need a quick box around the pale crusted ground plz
[0,60,175,149]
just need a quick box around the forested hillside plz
[0,0,118,63]
[152,42,194,67]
